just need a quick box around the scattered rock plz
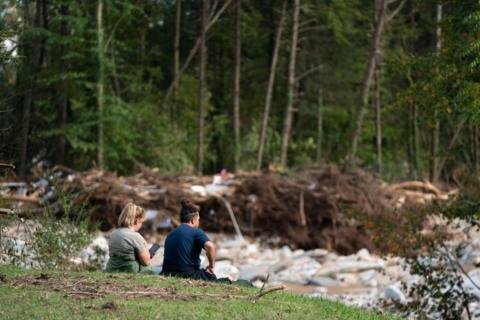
[307,248,329,259]
[358,270,378,287]
[463,268,480,299]
[336,273,359,285]
[77,235,109,269]
[239,264,270,281]
[308,286,328,298]
[215,260,239,281]
[0,273,6,282]
[384,283,407,304]
[274,256,321,284]
[216,248,235,261]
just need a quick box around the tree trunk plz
[374,0,383,173]
[374,51,382,173]
[232,0,242,172]
[96,0,105,169]
[256,0,287,171]
[280,0,300,167]
[349,0,388,164]
[196,0,208,175]
[173,0,181,95]
[316,88,323,163]
[413,104,420,177]
[473,124,478,171]
[19,0,46,174]
[56,3,69,165]
[429,2,442,183]
[161,0,234,111]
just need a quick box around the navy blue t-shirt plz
[162,224,210,272]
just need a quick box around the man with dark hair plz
[161,199,222,281]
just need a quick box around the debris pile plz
[0,165,457,254]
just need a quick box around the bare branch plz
[440,246,480,291]
[387,0,407,22]
[296,64,322,82]
[252,285,285,300]
[160,0,234,111]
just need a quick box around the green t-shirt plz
[105,228,152,273]
[109,228,145,258]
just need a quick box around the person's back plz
[106,228,145,273]
[161,199,218,281]
[162,224,209,273]
[105,203,152,273]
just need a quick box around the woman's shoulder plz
[112,228,141,238]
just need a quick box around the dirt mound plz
[200,166,388,254]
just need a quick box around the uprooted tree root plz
[200,166,389,254]
[9,274,283,301]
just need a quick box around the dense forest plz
[1,0,479,180]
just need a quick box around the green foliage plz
[1,0,480,178]
[31,192,94,270]
[397,249,475,319]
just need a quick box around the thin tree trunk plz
[196,0,208,175]
[57,3,69,165]
[19,93,32,175]
[173,0,181,95]
[374,0,383,173]
[349,0,388,163]
[233,0,241,172]
[161,0,233,111]
[430,2,442,183]
[256,0,287,171]
[473,124,478,171]
[374,52,382,173]
[437,119,465,175]
[96,0,105,169]
[19,0,45,174]
[413,104,420,177]
[280,0,300,167]
[316,88,323,163]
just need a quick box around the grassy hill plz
[0,265,398,320]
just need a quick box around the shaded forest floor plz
[0,265,399,320]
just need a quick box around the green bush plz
[31,192,94,270]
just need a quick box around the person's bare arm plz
[203,240,216,274]
[137,246,151,266]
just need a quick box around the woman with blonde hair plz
[105,203,152,273]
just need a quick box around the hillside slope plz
[0,265,398,320]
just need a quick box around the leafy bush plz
[31,194,93,270]
[1,190,96,271]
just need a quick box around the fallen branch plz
[384,181,442,196]
[1,195,41,204]
[0,163,15,169]
[252,285,285,300]
[0,208,15,215]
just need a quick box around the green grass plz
[0,265,398,320]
